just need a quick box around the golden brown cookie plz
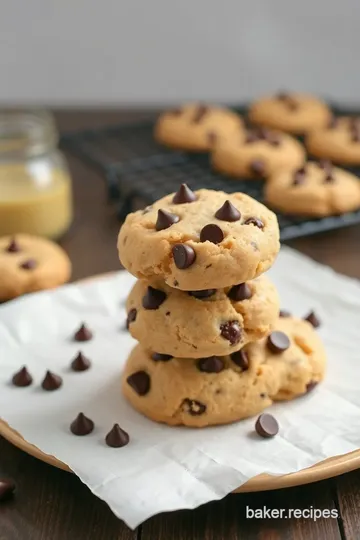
[154,103,243,152]
[122,316,326,427]
[126,274,279,358]
[306,116,360,165]
[211,127,305,179]
[118,187,280,291]
[249,92,331,135]
[265,160,360,217]
[0,234,71,301]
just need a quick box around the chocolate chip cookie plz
[249,92,331,135]
[0,234,71,301]
[122,317,326,427]
[265,161,360,216]
[118,187,280,291]
[154,103,243,152]
[306,116,360,165]
[126,274,279,358]
[211,128,305,179]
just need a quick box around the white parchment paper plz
[1,246,360,529]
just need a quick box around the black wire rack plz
[60,106,360,241]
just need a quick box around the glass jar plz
[0,109,73,239]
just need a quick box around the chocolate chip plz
[200,224,224,244]
[74,323,93,342]
[70,412,94,436]
[228,283,252,302]
[173,280,179,287]
[207,131,217,145]
[255,413,279,438]
[292,166,306,186]
[192,104,208,123]
[277,93,298,111]
[142,286,167,310]
[19,259,37,270]
[155,209,180,231]
[6,238,20,253]
[220,321,242,345]
[0,479,15,502]
[126,308,137,329]
[245,131,259,144]
[172,183,197,204]
[250,159,266,177]
[172,244,196,269]
[317,159,332,172]
[251,241,259,251]
[279,310,291,318]
[306,381,318,393]
[244,217,264,229]
[215,200,241,222]
[71,351,91,372]
[189,289,216,299]
[266,132,282,147]
[12,366,32,387]
[127,371,150,396]
[324,172,335,183]
[182,398,206,416]
[231,350,249,370]
[197,356,224,373]
[105,424,129,448]
[151,352,173,361]
[267,331,290,354]
[41,370,63,391]
[304,310,321,328]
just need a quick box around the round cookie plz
[126,274,280,358]
[122,316,326,427]
[118,187,280,291]
[306,116,360,165]
[154,103,243,152]
[265,161,360,217]
[0,234,71,301]
[248,92,331,135]
[211,128,305,179]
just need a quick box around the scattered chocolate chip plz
[192,104,208,123]
[12,366,32,387]
[260,393,267,398]
[172,183,197,204]
[304,310,321,328]
[279,310,291,318]
[74,323,93,342]
[188,289,216,299]
[0,479,15,502]
[317,159,332,172]
[41,370,63,391]
[292,166,306,186]
[126,308,137,329]
[142,286,167,310]
[182,398,206,416]
[173,280,179,287]
[245,131,259,144]
[105,424,129,448]
[127,371,150,396]
[172,244,196,269]
[200,224,224,244]
[324,172,335,183]
[19,259,37,270]
[220,321,242,345]
[151,352,173,361]
[207,131,217,145]
[277,93,298,111]
[251,241,259,251]
[231,350,249,370]
[165,311,171,316]
[155,209,180,231]
[6,238,20,253]
[255,413,279,438]
[228,283,252,302]
[306,380,318,393]
[250,159,266,176]
[244,217,264,229]
[71,351,91,372]
[197,356,224,373]
[215,200,241,222]
[70,412,94,436]
[266,132,282,146]
[267,331,290,354]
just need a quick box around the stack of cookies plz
[118,186,326,427]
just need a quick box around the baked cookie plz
[211,128,305,179]
[248,92,331,135]
[118,187,280,291]
[126,274,279,358]
[122,317,326,427]
[265,161,360,217]
[0,234,71,301]
[306,116,360,165]
[154,103,243,152]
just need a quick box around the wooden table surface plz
[1,110,360,540]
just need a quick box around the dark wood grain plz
[1,109,359,539]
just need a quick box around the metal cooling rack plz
[60,109,360,241]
